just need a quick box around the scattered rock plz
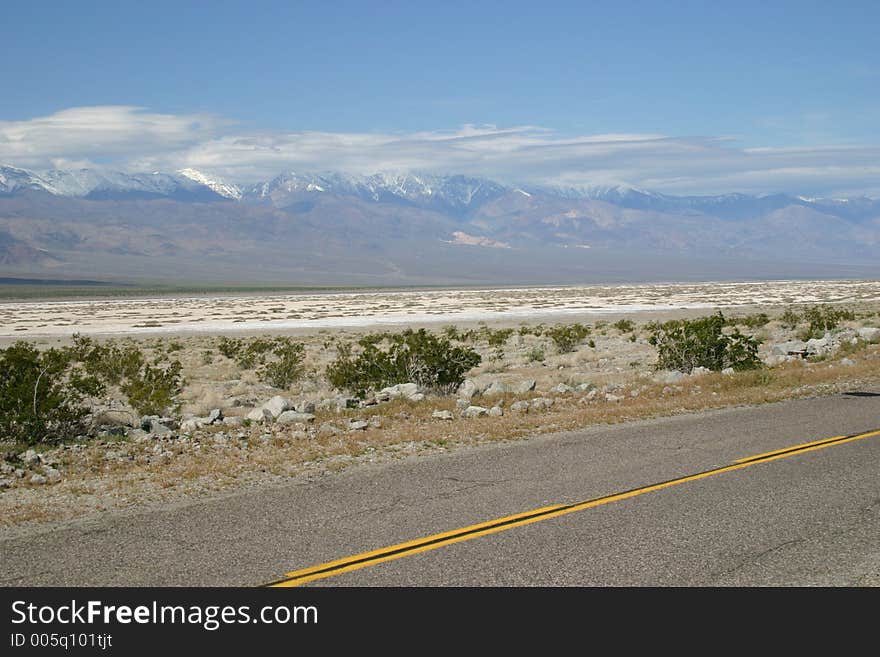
[92,408,138,428]
[0,463,13,475]
[207,408,223,424]
[840,358,855,366]
[0,477,12,488]
[510,400,530,413]
[455,398,471,411]
[772,340,807,357]
[483,381,509,396]
[690,366,712,377]
[179,419,200,433]
[408,393,426,402]
[721,367,735,375]
[516,379,537,394]
[369,417,383,428]
[462,405,489,418]
[529,397,554,411]
[457,379,481,399]
[348,420,370,431]
[857,327,880,342]
[276,411,316,425]
[585,388,599,400]
[20,449,40,466]
[43,466,61,483]
[222,416,245,428]
[317,422,341,437]
[554,383,573,394]
[489,406,504,417]
[246,407,274,423]
[261,395,292,419]
[432,410,454,421]
[575,383,594,392]
[653,370,685,384]
[29,474,47,485]
[295,400,316,414]
[605,394,624,403]
[378,383,420,400]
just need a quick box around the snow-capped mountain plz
[177,168,242,200]
[1,163,878,221]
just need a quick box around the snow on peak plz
[177,168,242,200]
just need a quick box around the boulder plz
[462,405,489,418]
[721,367,735,375]
[43,466,61,483]
[431,410,454,421]
[771,341,807,357]
[689,367,712,377]
[317,422,341,437]
[295,400,316,414]
[489,406,504,417]
[574,383,594,392]
[262,395,291,419]
[222,416,245,428]
[378,383,420,399]
[455,398,471,411]
[605,394,624,403]
[20,449,40,465]
[348,420,370,431]
[483,381,509,396]
[92,408,138,428]
[510,400,530,413]
[516,379,537,394]
[457,379,481,399]
[276,411,316,425]
[857,327,880,342]
[529,397,554,411]
[653,370,685,384]
[246,407,273,423]
[408,393,426,402]
[554,383,573,394]
[30,474,47,485]
[207,408,223,424]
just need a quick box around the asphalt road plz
[2,390,880,586]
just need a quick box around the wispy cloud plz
[1,106,878,197]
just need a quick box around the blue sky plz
[1,1,878,195]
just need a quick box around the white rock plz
[379,383,419,399]
[408,393,426,402]
[246,407,272,423]
[455,398,471,411]
[653,370,685,384]
[857,327,880,342]
[721,367,735,375]
[510,401,530,413]
[207,408,223,424]
[690,367,712,377]
[489,406,504,417]
[276,411,316,425]
[575,383,594,392]
[295,400,316,414]
[772,341,807,356]
[516,379,537,393]
[605,394,623,403]
[348,420,369,431]
[261,395,291,419]
[840,358,855,366]
[29,474,47,485]
[457,379,480,399]
[462,405,489,418]
[222,416,245,427]
[529,397,554,411]
[554,383,573,393]
[317,422,341,437]
[431,410,454,421]
[21,449,40,465]
[483,381,509,396]
[43,466,61,482]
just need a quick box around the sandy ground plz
[2,279,879,340]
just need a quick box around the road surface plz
[2,390,879,586]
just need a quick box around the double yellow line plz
[266,428,880,587]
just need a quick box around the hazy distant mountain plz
[1,163,878,285]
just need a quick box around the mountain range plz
[2,164,879,285]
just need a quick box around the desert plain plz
[1,278,879,531]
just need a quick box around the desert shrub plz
[525,346,545,363]
[728,313,770,329]
[326,328,481,397]
[613,319,636,333]
[484,328,514,347]
[648,312,762,373]
[779,307,801,329]
[259,339,306,389]
[121,361,184,416]
[518,323,546,337]
[546,323,591,354]
[798,305,856,340]
[0,342,100,445]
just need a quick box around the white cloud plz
[1,106,878,197]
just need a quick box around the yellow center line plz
[265,427,880,587]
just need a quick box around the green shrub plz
[779,307,801,330]
[798,305,855,340]
[546,323,591,354]
[648,312,762,373]
[0,342,96,445]
[326,328,481,397]
[259,340,306,389]
[613,319,635,333]
[121,360,184,416]
[728,313,770,329]
[525,346,545,363]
